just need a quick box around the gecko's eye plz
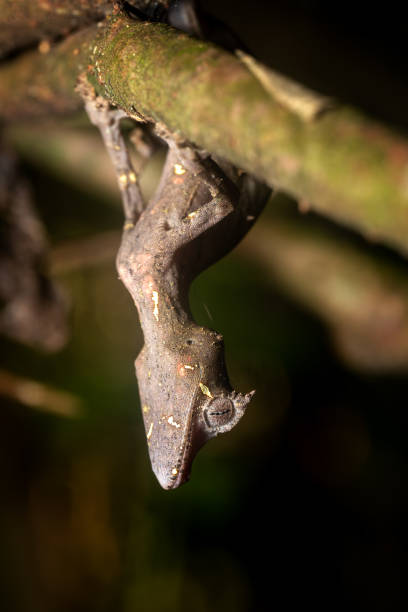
[204,397,234,429]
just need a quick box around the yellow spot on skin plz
[174,163,186,175]
[124,222,134,230]
[147,422,154,440]
[199,382,213,398]
[143,405,150,413]
[38,40,51,54]
[129,172,137,183]
[152,291,159,321]
[119,174,128,186]
[168,416,181,428]
[171,468,179,476]
[178,363,196,376]
[187,211,197,219]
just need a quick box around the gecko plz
[79,79,271,489]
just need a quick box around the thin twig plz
[0,369,82,417]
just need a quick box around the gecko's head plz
[149,387,254,490]
[139,330,255,490]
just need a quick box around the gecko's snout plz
[153,462,191,491]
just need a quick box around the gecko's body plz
[80,82,270,489]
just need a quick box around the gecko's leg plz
[157,127,237,204]
[158,125,272,254]
[152,129,238,244]
[78,79,145,224]
[168,192,234,246]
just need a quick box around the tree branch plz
[0,0,113,58]
[1,13,408,253]
[0,368,82,416]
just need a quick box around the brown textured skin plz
[80,81,271,489]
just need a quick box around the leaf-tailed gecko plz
[79,80,271,489]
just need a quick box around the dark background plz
[1,2,408,610]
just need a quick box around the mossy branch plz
[1,13,408,253]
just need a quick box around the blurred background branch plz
[0,368,82,416]
[242,205,408,372]
[0,0,113,59]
